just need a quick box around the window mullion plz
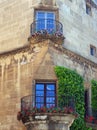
[45,12,47,29]
[44,83,46,107]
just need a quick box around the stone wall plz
[0,0,97,130]
[49,45,97,81]
[0,0,97,63]
[24,114,75,130]
[56,0,97,63]
[0,43,45,130]
[0,0,33,53]
[0,39,97,130]
[0,41,58,130]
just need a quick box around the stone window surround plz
[34,5,59,22]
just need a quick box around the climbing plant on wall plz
[55,66,92,130]
[91,80,97,109]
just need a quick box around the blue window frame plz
[35,82,56,108]
[35,11,55,32]
[90,45,96,56]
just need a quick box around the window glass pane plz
[46,84,55,90]
[36,97,44,103]
[36,12,45,31]
[47,19,55,30]
[90,47,96,56]
[36,12,45,20]
[90,48,94,55]
[47,104,55,108]
[47,12,55,19]
[46,97,55,103]
[46,91,55,96]
[36,19,45,31]
[36,84,44,90]
[36,91,44,96]
[36,11,55,31]
[36,103,44,108]
[86,5,91,15]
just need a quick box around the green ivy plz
[54,66,92,130]
[91,80,97,109]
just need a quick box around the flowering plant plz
[85,115,97,124]
[31,29,64,38]
[29,29,65,44]
[17,106,78,121]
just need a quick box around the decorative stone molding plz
[24,113,75,130]
[28,34,64,45]
[49,43,97,81]
[0,41,48,65]
[0,38,97,72]
[41,0,56,6]
[51,44,97,69]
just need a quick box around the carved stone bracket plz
[24,113,75,130]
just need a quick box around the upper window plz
[35,82,56,108]
[86,4,92,15]
[90,45,96,56]
[35,11,55,32]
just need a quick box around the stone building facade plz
[0,0,97,130]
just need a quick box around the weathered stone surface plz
[0,0,97,63]
[25,114,75,130]
[0,0,97,130]
[0,41,97,130]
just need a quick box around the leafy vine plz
[55,66,92,130]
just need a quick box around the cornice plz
[50,43,97,69]
[0,39,97,69]
[0,45,30,59]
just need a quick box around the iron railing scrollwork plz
[21,95,75,112]
[30,19,63,36]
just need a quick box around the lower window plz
[35,82,56,108]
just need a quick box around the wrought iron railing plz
[30,19,63,35]
[21,95,75,112]
[18,95,76,123]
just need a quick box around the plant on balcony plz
[29,30,65,44]
[85,116,95,124]
[17,106,78,122]
[55,66,92,130]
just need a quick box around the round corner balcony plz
[28,19,65,45]
[17,95,77,130]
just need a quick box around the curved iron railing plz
[21,95,75,111]
[30,19,63,35]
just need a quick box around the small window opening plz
[86,4,91,15]
[90,45,96,56]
